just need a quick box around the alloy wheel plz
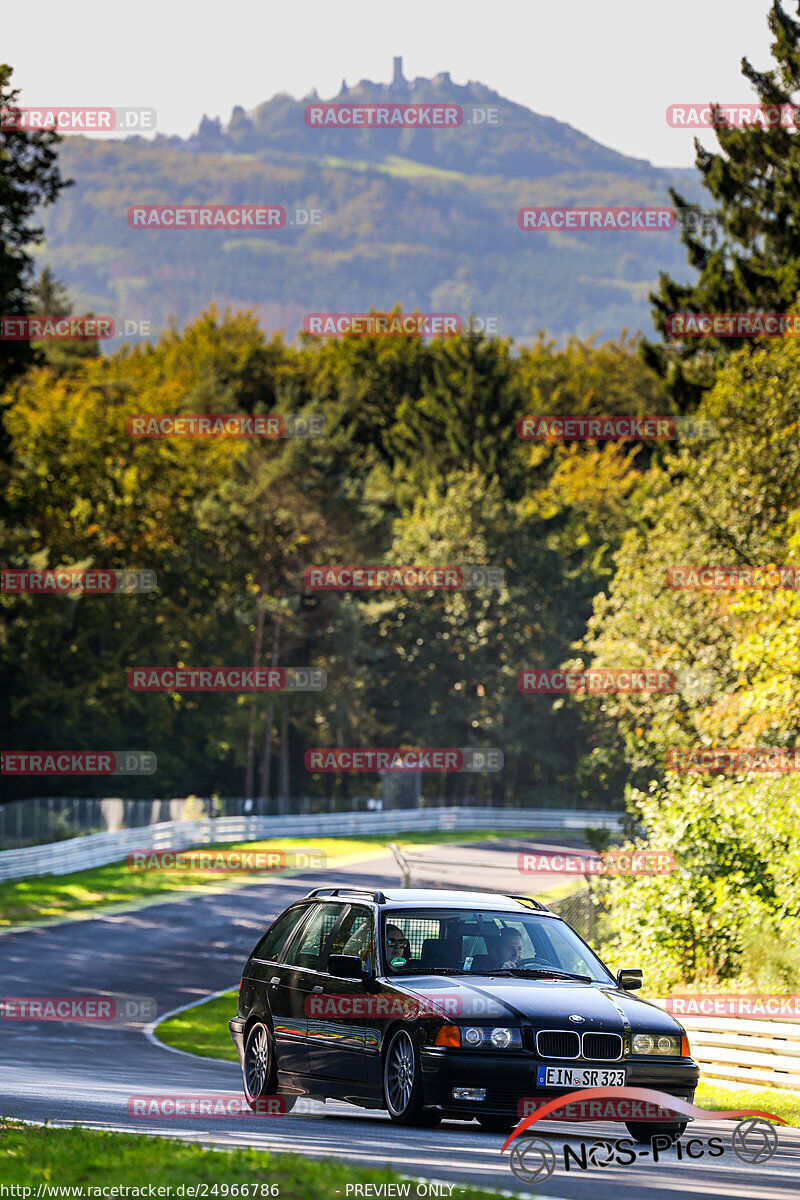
[385,1030,416,1115]
[245,1023,271,1098]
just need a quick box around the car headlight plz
[632,1033,681,1056]
[456,1026,519,1048]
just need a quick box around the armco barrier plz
[0,808,623,882]
[651,1002,800,1091]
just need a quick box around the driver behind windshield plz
[498,928,524,968]
[385,922,411,966]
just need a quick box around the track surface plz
[1,844,798,1199]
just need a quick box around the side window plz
[252,904,309,962]
[330,905,374,965]
[283,903,342,970]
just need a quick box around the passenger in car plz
[498,928,524,968]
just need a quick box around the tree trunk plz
[243,540,267,801]
[278,704,290,814]
[258,613,282,806]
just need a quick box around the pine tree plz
[30,265,102,373]
[31,265,72,316]
[642,1,800,409]
[0,64,71,391]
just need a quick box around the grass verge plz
[0,828,587,927]
[0,1119,507,1196]
[695,1078,800,1126]
[158,991,239,1062]
[0,838,381,927]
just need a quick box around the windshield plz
[381,909,613,983]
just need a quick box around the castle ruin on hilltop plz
[339,58,452,98]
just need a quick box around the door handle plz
[312,985,323,993]
[270,976,281,986]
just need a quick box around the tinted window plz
[283,902,342,969]
[330,905,374,964]
[252,904,309,962]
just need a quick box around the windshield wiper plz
[392,967,466,975]
[493,967,593,982]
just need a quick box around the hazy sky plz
[4,0,780,166]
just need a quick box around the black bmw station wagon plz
[230,887,698,1140]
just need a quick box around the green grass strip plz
[0,829,581,927]
[0,1119,509,1196]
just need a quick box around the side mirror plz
[616,968,643,992]
[328,953,367,981]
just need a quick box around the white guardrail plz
[650,1005,800,1092]
[0,807,623,882]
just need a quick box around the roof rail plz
[507,894,547,910]
[305,886,387,904]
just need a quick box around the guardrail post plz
[389,842,412,887]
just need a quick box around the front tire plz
[625,1120,687,1144]
[243,1021,297,1114]
[383,1028,440,1126]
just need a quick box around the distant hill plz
[179,57,657,180]
[41,59,704,345]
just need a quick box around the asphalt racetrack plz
[1,845,798,1199]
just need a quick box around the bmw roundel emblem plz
[569,1014,585,1023]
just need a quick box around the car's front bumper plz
[420,1048,699,1119]
[229,1016,246,1069]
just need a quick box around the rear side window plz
[252,905,309,963]
[283,902,343,969]
[330,905,375,965]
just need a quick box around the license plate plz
[536,1066,626,1088]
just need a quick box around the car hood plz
[395,975,683,1034]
